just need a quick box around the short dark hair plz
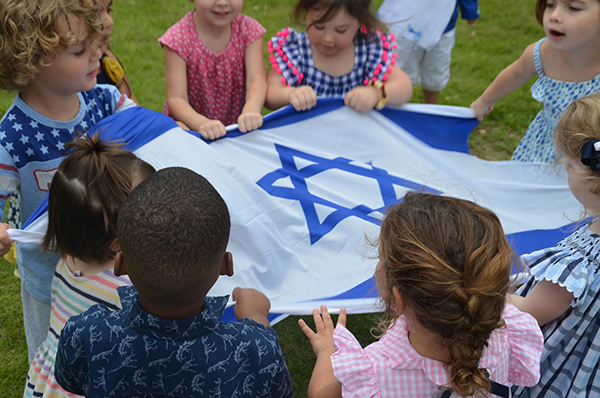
[43,133,155,263]
[117,167,231,297]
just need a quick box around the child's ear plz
[220,252,234,277]
[113,251,128,276]
[109,238,120,253]
[392,287,406,315]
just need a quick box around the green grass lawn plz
[0,0,542,396]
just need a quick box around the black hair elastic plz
[581,139,600,171]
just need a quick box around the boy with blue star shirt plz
[0,0,136,362]
[56,167,293,397]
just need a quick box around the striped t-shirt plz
[24,258,131,398]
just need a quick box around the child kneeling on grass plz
[55,167,293,398]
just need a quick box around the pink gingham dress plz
[159,12,265,126]
[331,304,543,398]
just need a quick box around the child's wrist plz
[314,345,336,359]
[369,81,386,110]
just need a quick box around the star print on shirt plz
[0,85,121,170]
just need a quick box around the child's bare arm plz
[509,279,574,326]
[470,42,538,121]
[381,65,413,107]
[232,288,271,327]
[238,38,267,133]
[299,306,345,398]
[163,46,226,140]
[265,68,317,111]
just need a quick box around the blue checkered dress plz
[512,223,600,397]
[269,28,393,97]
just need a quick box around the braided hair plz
[378,192,514,396]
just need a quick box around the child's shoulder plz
[63,300,118,335]
[170,9,195,28]
[521,223,600,300]
[160,10,195,43]
[0,94,27,127]
[484,305,542,357]
[232,13,266,42]
[82,84,134,115]
[475,304,543,387]
[234,13,259,25]
[525,222,600,266]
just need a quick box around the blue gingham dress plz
[512,38,600,163]
[268,28,393,96]
[512,223,600,397]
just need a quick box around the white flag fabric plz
[16,100,582,323]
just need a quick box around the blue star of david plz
[256,144,442,244]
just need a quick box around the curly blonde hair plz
[378,192,515,396]
[555,93,600,196]
[0,0,103,90]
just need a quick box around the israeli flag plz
[11,101,582,323]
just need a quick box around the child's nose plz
[321,32,335,45]
[549,6,562,22]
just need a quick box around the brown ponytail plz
[42,133,155,263]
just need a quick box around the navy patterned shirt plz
[55,286,293,398]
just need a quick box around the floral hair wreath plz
[581,139,600,171]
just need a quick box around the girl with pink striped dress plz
[23,134,155,398]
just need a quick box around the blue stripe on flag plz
[379,107,478,154]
